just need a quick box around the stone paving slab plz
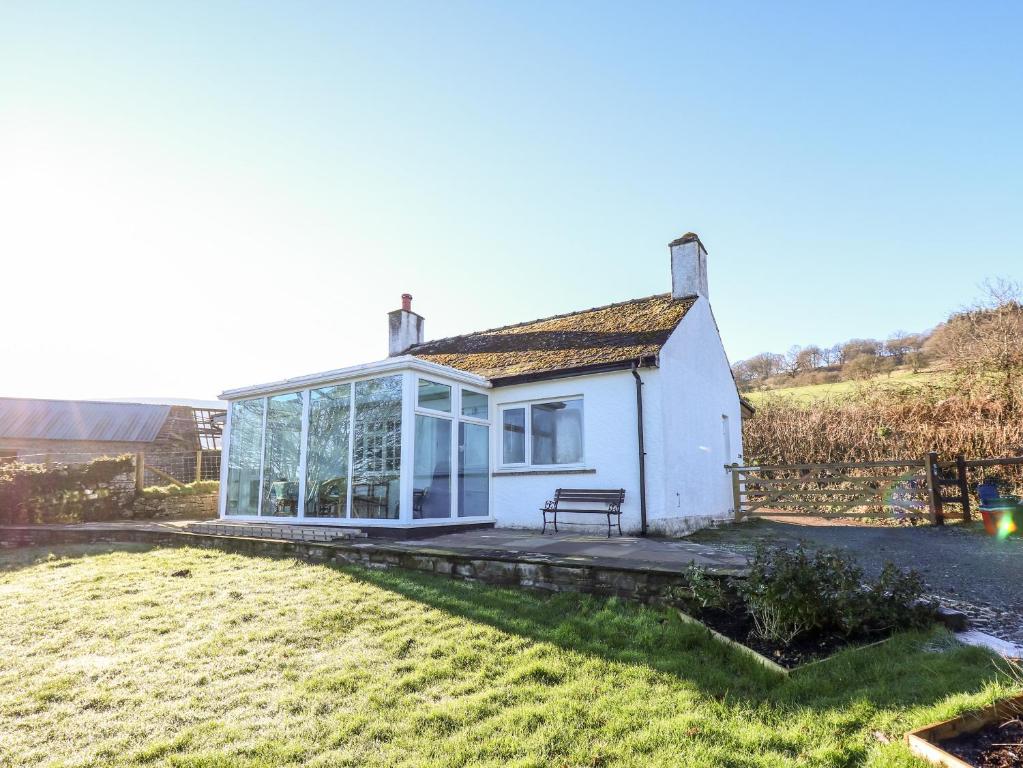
[394,530,749,576]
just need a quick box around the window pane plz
[305,384,351,518]
[531,400,583,465]
[502,408,525,464]
[461,389,489,419]
[417,379,451,412]
[225,398,264,516]
[459,423,489,517]
[413,415,452,519]
[352,375,402,519]
[261,393,303,517]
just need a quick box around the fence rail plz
[727,452,1023,524]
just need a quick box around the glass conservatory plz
[218,359,492,527]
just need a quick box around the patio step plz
[186,521,367,543]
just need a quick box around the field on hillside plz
[744,368,947,405]
[0,544,1011,767]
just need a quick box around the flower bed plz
[906,695,1023,767]
[669,545,939,670]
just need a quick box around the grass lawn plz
[0,544,1012,768]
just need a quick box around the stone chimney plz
[669,232,709,299]
[388,293,424,356]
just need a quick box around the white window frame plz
[498,396,585,470]
[412,376,492,520]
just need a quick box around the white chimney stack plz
[669,232,709,299]
[388,293,424,356]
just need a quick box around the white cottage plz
[218,233,750,536]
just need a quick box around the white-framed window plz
[499,398,584,468]
[413,376,492,520]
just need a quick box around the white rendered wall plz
[653,297,743,534]
[490,370,646,534]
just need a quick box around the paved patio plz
[391,529,749,576]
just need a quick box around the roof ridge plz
[409,291,692,350]
[0,396,167,408]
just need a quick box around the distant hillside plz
[739,280,1023,464]
[744,367,947,405]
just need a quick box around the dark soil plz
[688,519,1023,643]
[690,605,886,669]
[942,718,1023,768]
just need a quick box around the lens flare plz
[997,511,1017,540]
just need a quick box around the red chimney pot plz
[401,293,412,312]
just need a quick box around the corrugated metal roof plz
[0,398,171,443]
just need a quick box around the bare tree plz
[737,352,785,386]
[796,345,827,371]
[929,278,1023,411]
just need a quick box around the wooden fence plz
[727,454,1023,524]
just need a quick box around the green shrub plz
[736,544,934,644]
[0,456,135,524]
[669,564,732,613]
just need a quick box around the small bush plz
[668,564,731,613]
[736,545,934,644]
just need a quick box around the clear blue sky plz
[2,2,1021,401]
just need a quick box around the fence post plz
[195,450,203,484]
[955,454,971,522]
[730,464,743,520]
[925,451,944,526]
[135,452,145,493]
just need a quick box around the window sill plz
[492,467,595,477]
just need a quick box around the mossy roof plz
[408,293,697,383]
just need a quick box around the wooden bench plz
[541,488,626,538]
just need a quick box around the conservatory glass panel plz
[417,379,451,412]
[531,399,583,465]
[260,392,303,516]
[458,422,489,517]
[305,384,351,518]
[413,415,452,519]
[502,407,526,464]
[225,398,264,516]
[351,375,402,519]
[461,389,488,419]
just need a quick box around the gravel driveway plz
[687,518,1023,643]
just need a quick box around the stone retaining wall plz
[132,494,218,520]
[0,525,693,603]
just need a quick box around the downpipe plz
[631,363,648,537]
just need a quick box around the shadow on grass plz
[336,558,1002,715]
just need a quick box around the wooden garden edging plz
[905,694,1023,767]
[727,453,1023,524]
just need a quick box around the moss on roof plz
[409,293,697,382]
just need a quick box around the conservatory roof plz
[408,293,698,384]
[218,356,490,401]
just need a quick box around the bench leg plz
[607,513,612,538]
[554,511,558,533]
[617,516,623,537]
[542,511,547,535]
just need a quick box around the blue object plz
[978,480,1020,510]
